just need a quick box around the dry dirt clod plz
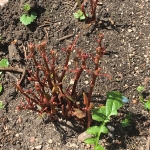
[8,44,21,61]
[0,0,8,6]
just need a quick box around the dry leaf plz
[73,108,86,119]
[83,92,88,108]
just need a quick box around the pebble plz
[78,131,93,142]
[0,0,8,6]
[48,139,53,144]
[15,133,19,137]
[128,29,132,32]
[84,81,89,84]
[34,145,42,149]
[69,143,78,147]
[85,144,91,149]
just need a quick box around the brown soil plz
[0,0,150,150]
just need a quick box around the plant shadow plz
[105,112,149,150]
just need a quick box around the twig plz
[6,72,18,82]
[22,45,27,61]
[72,2,78,10]
[44,27,49,39]
[58,34,74,41]
[0,67,26,85]
[126,47,131,69]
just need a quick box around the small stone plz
[70,143,77,147]
[48,139,53,144]
[70,79,74,85]
[85,144,91,149]
[15,133,19,137]
[128,29,132,32]
[84,81,89,84]
[85,75,89,78]
[78,131,94,142]
[0,0,8,6]
[34,145,42,149]
[143,77,150,85]
[68,60,72,65]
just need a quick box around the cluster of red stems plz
[79,0,98,22]
[15,33,110,128]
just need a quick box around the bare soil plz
[0,0,150,150]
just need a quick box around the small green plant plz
[0,59,9,74]
[20,3,37,26]
[23,3,31,12]
[137,86,150,110]
[84,91,125,150]
[0,101,4,109]
[74,0,98,22]
[0,84,2,93]
[121,113,132,128]
[0,59,9,93]
[73,10,88,20]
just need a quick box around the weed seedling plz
[0,59,9,92]
[74,0,98,22]
[121,113,132,128]
[84,91,125,150]
[20,3,37,25]
[73,9,88,20]
[0,58,9,76]
[137,86,150,110]
[0,101,4,109]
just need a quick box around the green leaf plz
[144,100,150,110]
[126,113,132,119]
[92,107,107,122]
[0,59,9,75]
[0,59,9,67]
[0,101,4,109]
[139,95,144,101]
[80,15,86,20]
[137,86,145,92]
[121,118,130,128]
[84,137,96,144]
[86,124,108,135]
[73,12,80,19]
[106,91,123,117]
[0,85,2,93]
[23,3,30,12]
[80,13,88,20]
[30,12,37,20]
[20,12,37,26]
[76,10,83,16]
[20,14,31,25]
[86,126,100,135]
[94,145,105,150]
[73,10,84,19]
[100,125,108,134]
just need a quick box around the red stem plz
[71,56,86,96]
